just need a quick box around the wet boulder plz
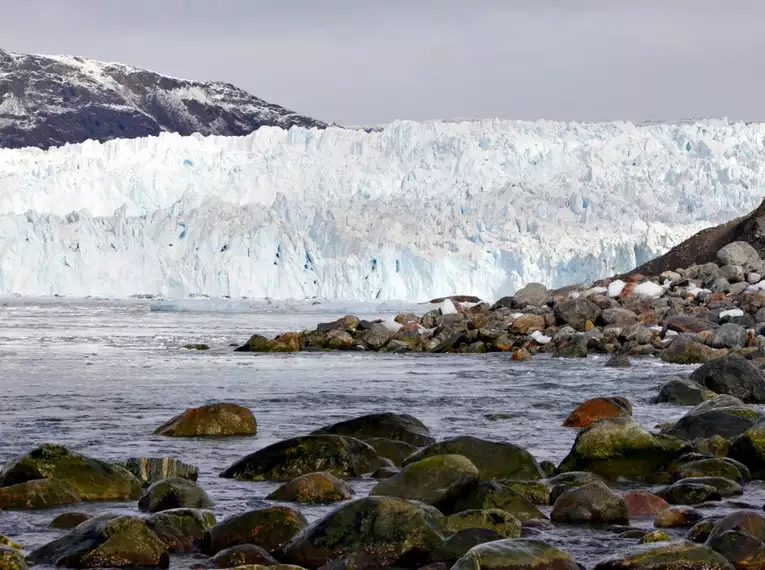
[311,412,434,447]
[707,531,765,569]
[654,506,704,528]
[370,454,479,508]
[438,509,521,538]
[430,528,503,566]
[0,479,82,510]
[145,508,216,553]
[402,436,545,481]
[0,547,27,570]
[686,518,722,543]
[657,481,721,505]
[201,544,278,567]
[623,490,670,518]
[201,506,308,555]
[730,421,765,478]
[120,457,199,485]
[138,476,214,513]
[0,444,140,501]
[444,481,546,522]
[562,396,632,428]
[281,496,443,569]
[706,510,765,545]
[662,396,761,440]
[558,417,689,479]
[551,481,629,525]
[689,354,765,403]
[27,515,169,568]
[363,437,418,467]
[656,377,715,406]
[153,403,257,437]
[50,512,92,530]
[266,472,354,504]
[450,539,579,570]
[674,477,742,497]
[220,435,386,481]
[593,540,733,570]
[660,335,725,365]
[672,458,748,483]
[501,481,550,505]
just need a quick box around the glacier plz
[1,118,764,300]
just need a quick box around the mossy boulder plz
[686,518,721,543]
[402,436,545,481]
[0,479,82,510]
[27,515,169,568]
[639,530,672,544]
[0,547,27,570]
[663,396,762,440]
[562,397,632,428]
[656,377,716,406]
[706,510,765,545]
[654,507,703,528]
[153,403,256,437]
[120,457,199,485]
[430,528,504,566]
[500,481,550,505]
[656,481,721,505]
[50,512,92,530]
[370,454,479,508]
[220,435,386,481]
[0,537,23,550]
[201,506,308,555]
[450,538,579,570]
[672,458,747,483]
[674,477,741,497]
[311,412,434,447]
[363,437,418,467]
[266,472,353,504]
[138,476,214,513]
[145,508,216,553]
[551,481,629,525]
[689,354,765,403]
[202,544,278,568]
[445,481,546,523]
[0,444,140,501]
[729,421,765,478]
[592,540,734,570]
[439,509,521,539]
[558,417,689,480]
[281,496,443,569]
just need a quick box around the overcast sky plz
[1,0,763,125]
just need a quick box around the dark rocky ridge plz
[0,49,327,149]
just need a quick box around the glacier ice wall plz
[0,118,764,300]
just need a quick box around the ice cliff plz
[0,118,763,300]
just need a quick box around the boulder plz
[709,323,748,349]
[201,506,308,555]
[510,314,546,334]
[27,515,169,568]
[363,437,418,467]
[660,335,725,364]
[551,481,629,525]
[311,412,434,447]
[562,397,632,428]
[445,481,546,522]
[673,477,742,497]
[0,536,23,550]
[718,241,761,267]
[514,283,549,307]
[438,509,521,538]
[0,548,27,570]
[657,481,721,505]
[450,539,579,570]
[281,496,443,569]
[316,315,360,333]
[220,435,385,481]
[694,435,730,457]
[707,531,765,569]
[138,476,214,513]
[663,395,761,440]
[656,377,715,406]
[689,355,765,403]
[665,315,720,334]
[623,490,670,518]
[599,308,638,327]
[402,436,544,481]
[730,421,765,478]
[145,508,216,553]
[686,518,721,543]
[639,530,673,544]
[593,540,733,570]
[706,510,765,544]
[370,454,479,507]
[359,324,391,350]
[0,444,140,501]
[266,472,354,504]
[430,528,503,565]
[558,417,689,479]
[605,354,632,368]
[654,507,703,528]
[50,512,92,530]
[555,298,602,330]
[325,329,357,350]
[201,544,278,568]
[672,458,747,483]
[552,334,588,358]
[120,457,199,485]
[0,479,82,510]
[500,481,550,505]
[153,403,257,437]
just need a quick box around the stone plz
[0,444,140,501]
[201,506,308,555]
[673,477,742,497]
[550,481,629,525]
[654,507,703,528]
[325,330,356,350]
[657,481,721,505]
[707,531,765,569]
[316,316,360,333]
[0,536,23,550]
[445,481,546,522]
[370,454,479,508]
[510,314,546,334]
[599,308,639,327]
[120,457,199,485]
[266,472,354,504]
[402,436,545,480]
[0,547,27,570]
[562,396,632,428]
[686,518,721,543]
[709,323,748,349]
[501,481,551,505]
[438,509,521,538]
[639,530,672,544]
[656,377,715,405]
[623,490,670,518]
[552,334,588,358]
[281,496,443,569]
[555,298,602,330]
[665,315,719,334]
[154,403,257,437]
[145,508,216,553]
[663,396,762,440]
[730,421,765,478]
[359,324,391,350]
[694,435,730,457]
[311,412,435,447]
[220,435,385,481]
[0,479,82,510]
[430,528,503,565]
[514,283,549,307]
[201,544,278,568]
[450,539,579,570]
[138,477,214,513]
[672,458,747,483]
[718,241,761,267]
[689,354,765,403]
[721,265,746,283]
[27,515,169,568]
[50,512,92,530]
[593,540,733,570]
[605,354,631,368]
[660,335,725,364]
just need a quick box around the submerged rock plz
[50,512,92,530]
[311,412,435,447]
[266,472,354,504]
[450,539,579,570]
[562,396,632,428]
[153,403,257,437]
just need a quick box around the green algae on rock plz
[0,547,27,570]
[137,476,214,513]
[438,509,521,539]
[201,506,308,555]
[450,538,579,570]
[200,544,278,568]
[0,479,82,510]
[500,481,551,505]
[444,481,546,523]
[153,403,257,437]
[145,508,216,553]
[593,540,734,570]
[551,481,629,525]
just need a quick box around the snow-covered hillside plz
[0,118,763,300]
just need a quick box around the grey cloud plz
[1,0,763,125]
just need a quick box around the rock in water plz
[660,335,725,365]
[730,422,765,478]
[363,437,418,466]
[219,435,386,481]
[281,496,443,569]
[562,397,632,428]
[201,506,307,555]
[145,508,216,553]
[0,479,82,510]
[27,515,170,568]
[656,481,721,505]
[654,507,703,528]
[153,403,257,437]
[444,480,546,522]
[551,481,629,524]
[120,457,199,485]
[311,412,435,446]
[593,540,733,570]
[450,539,579,570]
[438,509,521,538]
[50,512,92,530]
[402,436,545,480]
[0,444,140,501]
[0,547,27,570]
[623,490,670,518]
[266,472,354,504]
[663,396,762,440]
[201,544,278,568]
[430,528,504,566]
[137,477,214,513]
[370,454,479,507]
[656,377,715,406]
[689,354,765,403]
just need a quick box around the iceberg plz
[0,118,763,300]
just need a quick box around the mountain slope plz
[0,49,326,149]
